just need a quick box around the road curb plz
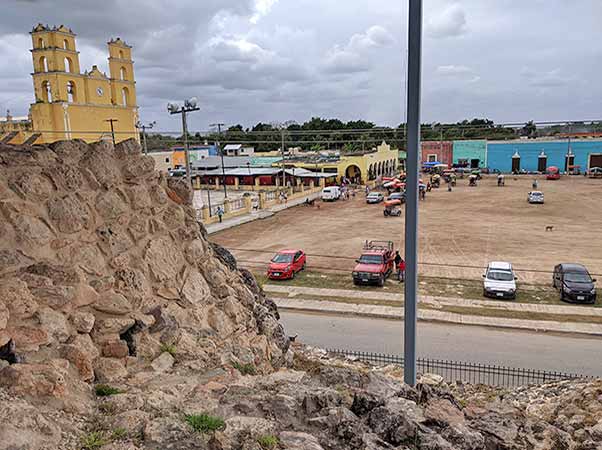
[273,297,602,336]
[264,284,602,317]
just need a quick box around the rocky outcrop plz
[0,139,288,410]
[1,139,600,450]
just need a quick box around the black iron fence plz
[327,349,593,387]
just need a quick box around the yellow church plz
[0,24,139,145]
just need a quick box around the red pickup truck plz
[352,240,395,286]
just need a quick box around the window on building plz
[120,66,127,80]
[63,39,70,50]
[121,87,129,106]
[66,81,76,103]
[119,50,124,59]
[38,38,45,48]
[41,81,52,102]
[39,56,48,72]
[165,158,169,163]
[64,57,73,73]
[428,154,437,162]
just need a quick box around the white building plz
[224,144,255,156]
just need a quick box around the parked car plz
[528,191,544,204]
[588,167,602,179]
[553,263,597,304]
[321,186,341,201]
[482,261,517,299]
[387,192,406,203]
[366,192,384,204]
[267,249,306,280]
[352,240,395,286]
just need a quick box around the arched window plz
[63,39,70,50]
[64,57,73,73]
[38,38,45,48]
[120,66,127,80]
[119,50,124,59]
[67,81,76,103]
[121,87,129,106]
[41,81,52,102]
[39,56,48,72]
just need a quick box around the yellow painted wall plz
[28,24,138,144]
[288,142,399,182]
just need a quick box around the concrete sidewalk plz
[264,284,602,317]
[206,191,321,234]
[273,297,602,336]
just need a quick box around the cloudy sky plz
[1,0,601,131]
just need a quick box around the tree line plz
[145,118,596,153]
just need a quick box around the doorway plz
[537,156,547,172]
[512,157,520,173]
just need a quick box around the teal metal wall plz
[452,140,487,167]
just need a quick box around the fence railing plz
[265,191,278,202]
[327,349,592,387]
[229,198,246,211]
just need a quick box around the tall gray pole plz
[404,0,423,386]
[281,128,286,187]
[182,111,191,182]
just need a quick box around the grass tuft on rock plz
[111,427,128,440]
[184,413,225,433]
[160,343,177,356]
[232,361,257,375]
[95,384,123,397]
[81,431,108,450]
[257,435,279,449]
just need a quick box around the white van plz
[321,186,341,201]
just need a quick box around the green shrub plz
[232,361,257,375]
[81,431,108,450]
[184,414,225,433]
[257,435,279,449]
[160,343,177,356]
[95,384,123,397]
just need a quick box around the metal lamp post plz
[167,98,200,182]
[404,0,423,387]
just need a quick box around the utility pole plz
[167,99,200,183]
[404,0,423,387]
[105,118,118,146]
[210,123,227,198]
[204,165,212,215]
[136,120,156,155]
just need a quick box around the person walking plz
[216,206,224,223]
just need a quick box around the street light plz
[136,120,156,155]
[167,98,200,182]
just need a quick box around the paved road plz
[281,311,602,377]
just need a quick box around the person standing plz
[216,206,224,223]
[394,251,405,282]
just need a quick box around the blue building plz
[486,139,602,173]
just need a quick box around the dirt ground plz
[212,175,602,283]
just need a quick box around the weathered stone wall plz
[0,139,287,406]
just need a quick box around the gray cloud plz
[0,0,601,130]
[426,3,467,38]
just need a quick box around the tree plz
[521,121,537,138]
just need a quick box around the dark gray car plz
[553,263,597,304]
